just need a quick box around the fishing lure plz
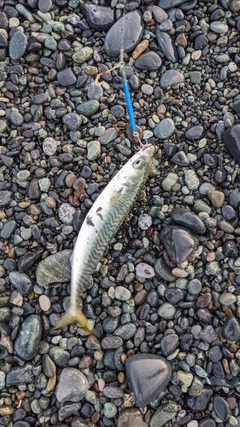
[55,144,155,331]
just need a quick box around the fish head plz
[118,144,155,185]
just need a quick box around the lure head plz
[117,144,155,187]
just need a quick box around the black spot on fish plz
[86,216,94,227]
[97,207,103,212]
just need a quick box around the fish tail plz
[54,308,93,333]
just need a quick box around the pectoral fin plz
[54,308,93,332]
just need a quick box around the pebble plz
[81,4,114,31]
[117,408,148,427]
[136,263,155,279]
[9,31,27,60]
[150,401,178,427]
[154,118,175,139]
[135,51,162,70]
[9,272,33,295]
[105,11,144,57]
[160,70,184,88]
[221,316,240,341]
[171,208,206,234]
[62,113,82,130]
[156,27,178,62]
[223,124,240,165]
[36,249,71,287]
[126,353,172,407]
[160,333,179,356]
[214,396,229,422]
[158,302,176,320]
[76,100,99,116]
[160,225,199,263]
[14,315,42,361]
[56,368,89,403]
[87,140,101,161]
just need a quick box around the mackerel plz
[55,144,155,331]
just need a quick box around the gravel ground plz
[0,0,240,426]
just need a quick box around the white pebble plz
[136,263,155,278]
[138,213,152,230]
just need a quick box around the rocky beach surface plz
[0,0,240,426]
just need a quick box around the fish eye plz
[133,158,144,169]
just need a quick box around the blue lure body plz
[122,77,137,134]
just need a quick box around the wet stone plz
[87,140,101,161]
[57,68,76,86]
[0,220,17,239]
[114,323,137,340]
[136,263,155,279]
[171,151,190,166]
[36,249,71,288]
[99,128,118,145]
[135,51,162,70]
[154,118,175,139]
[160,333,179,356]
[209,346,222,362]
[114,286,131,301]
[9,272,33,296]
[49,347,70,366]
[223,124,240,165]
[154,258,175,282]
[156,27,178,62]
[185,125,204,140]
[186,387,213,411]
[199,325,217,343]
[158,302,176,320]
[14,315,42,361]
[81,4,114,31]
[150,401,178,427]
[126,353,172,407]
[9,31,27,60]
[6,364,34,386]
[171,207,206,234]
[56,368,89,403]
[199,419,216,427]
[160,225,199,264]
[160,70,184,88]
[62,113,82,130]
[76,100,99,116]
[165,288,184,304]
[105,11,144,57]
[221,316,240,341]
[214,396,229,422]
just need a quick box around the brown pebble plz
[85,65,98,75]
[218,220,234,233]
[78,355,92,369]
[39,295,51,311]
[65,173,77,188]
[134,282,144,292]
[91,412,101,423]
[98,378,105,392]
[222,358,231,374]
[197,292,212,308]
[0,406,15,416]
[206,252,215,261]
[134,289,148,305]
[176,33,188,46]
[132,39,149,59]
[172,267,188,278]
[45,196,56,210]
[159,320,167,332]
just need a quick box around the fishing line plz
[95,2,146,149]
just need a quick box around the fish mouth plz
[141,143,155,158]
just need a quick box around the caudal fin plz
[54,308,93,332]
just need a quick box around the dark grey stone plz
[14,315,42,361]
[229,188,240,208]
[171,207,206,235]
[76,100,100,116]
[135,51,162,70]
[185,125,205,140]
[160,225,199,264]
[209,346,222,362]
[186,387,213,411]
[62,112,82,130]
[9,272,33,296]
[9,31,27,60]
[221,316,240,341]
[126,353,172,407]
[6,364,34,386]
[223,124,240,165]
[214,396,229,422]
[156,27,178,62]
[105,11,144,57]
[57,68,76,86]
[56,367,89,403]
[171,151,190,166]
[0,220,17,239]
[160,334,179,356]
[158,0,188,8]
[81,4,114,31]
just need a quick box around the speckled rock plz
[56,368,89,403]
[36,249,71,288]
[160,225,199,263]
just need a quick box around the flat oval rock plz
[214,396,229,422]
[160,225,199,264]
[14,315,42,361]
[222,124,240,165]
[105,11,144,57]
[171,207,206,234]
[135,51,162,70]
[125,353,172,407]
[156,27,178,62]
